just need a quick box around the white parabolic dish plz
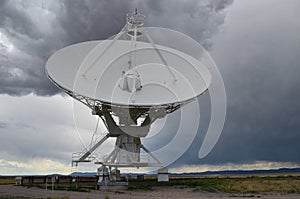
[46,39,212,107]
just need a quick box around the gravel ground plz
[1,185,300,199]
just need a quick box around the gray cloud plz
[0,1,63,96]
[0,0,299,175]
[0,0,233,96]
[0,121,9,128]
[0,94,79,164]
[171,0,300,167]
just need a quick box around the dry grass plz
[0,177,15,185]
[128,175,300,194]
[167,176,300,194]
[219,176,300,194]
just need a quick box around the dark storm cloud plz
[1,0,299,173]
[172,0,300,167]
[59,0,132,43]
[0,0,233,96]
[140,0,233,48]
[0,1,63,96]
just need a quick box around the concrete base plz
[157,167,169,182]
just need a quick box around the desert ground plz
[1,184,300,199]
[1,175,300,199]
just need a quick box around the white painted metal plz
[46,10,212,177]
[46,39,211,107]
[97,166,110,184]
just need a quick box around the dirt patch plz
[1,185,300,199]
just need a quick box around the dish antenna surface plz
[46,9,212,184]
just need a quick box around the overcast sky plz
[1,0,300,175]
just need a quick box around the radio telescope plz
[46,9,212,184]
